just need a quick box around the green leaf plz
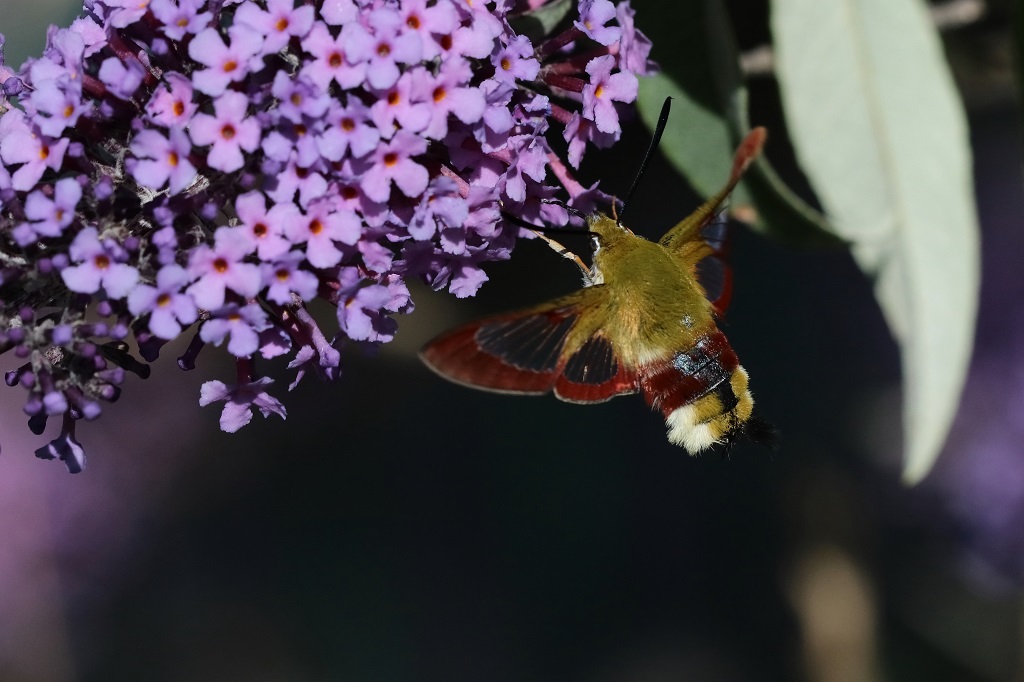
[636,0,839,246]
[772,0,980,483]
[509,0,574,45]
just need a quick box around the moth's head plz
[586,213,634,251]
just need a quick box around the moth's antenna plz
[617,96,672,226]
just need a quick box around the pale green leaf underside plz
[772,0,980,483]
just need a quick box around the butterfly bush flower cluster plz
[0,0,653,472]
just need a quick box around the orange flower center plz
[213,258,229,273]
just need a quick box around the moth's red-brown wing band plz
[421,301,638,403]
[554,334,637,403]
[420,307,577,394]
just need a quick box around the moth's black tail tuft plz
[743,416,779,451]
[716,416,778,457]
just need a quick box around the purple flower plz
[319,98,380,161]
[271,71,329,123]
[401,0,459,60]
[284,197,361,269]
[145,72,197,128]
[127,264,199,339]
[200,303,270,357]
[186,227,261,310]
[234,0,315,55]
[61,227,140,298]
[369,69,431,137]
[407,177,468,241]
[360,130,429,202]
[97,56,145,99]
[449,262,488,298]
[492,35,540,83]
[15,177,81,245]
[0,113,70,191]
[128,128,197,194]
[151,0,212,41]
[563,111,617,167]
[265,155,328,208]
[104,0,151,28]
[501,131,549,203]
[189,91,261,172]
[188,26,264,96]
[576,0,621,46]
[337,272,395,342]
[616,2,655,75]
[234,190,294,260]
[416,58,486,140]
[301,21,367,90]
[69,16,106,57]
[262,251,319,304]
[27,80,86,137]
[35,422,87,473]
[344,8,422,90]
[199,377,286,433]
[582,54,639,134]
[319,0,358,26]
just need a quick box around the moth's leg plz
[529,229,591,279]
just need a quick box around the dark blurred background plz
[2,0,1023,680]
